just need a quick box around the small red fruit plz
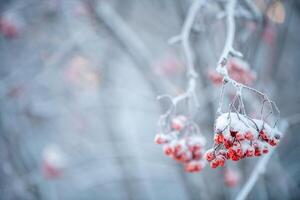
[214,133,224,144]
[235,132,244,141]
[163,145,173,156]
[262,146,269,154]
[171,115,187,131]
[259,130,269,141]
[245,131,254,141]
[210,159,219,168]
[269,138,279,146]
[205,149,215,162]
[154,134,168,144]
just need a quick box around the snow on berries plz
[154,115,206,173]
[205,113,281,168]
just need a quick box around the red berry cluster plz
[155,115,206,172]
[205,113,281,168]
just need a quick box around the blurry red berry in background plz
[207,58,256,86]
[171,115,187,131]
[262,25,276,46]
[42,145,66,179]
[42,160,62,179]
[0,12,24,39]
[224,169,240,187]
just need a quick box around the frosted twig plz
[215,0,280,124]
[216,0,239,76]
[159,0,206,121]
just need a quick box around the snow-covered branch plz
[216,0,240,77]
[215,0,279,122]
[158,0,206,120]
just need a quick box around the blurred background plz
[0,0,300,199]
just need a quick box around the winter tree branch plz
[215,0,279,121]
[159,0,206,117]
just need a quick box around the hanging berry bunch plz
[155,114,206,173]
[155,0,283,177]
[202,0,282,170]
[205,111,281,168]
[154,0,208,173]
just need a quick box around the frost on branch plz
[208,58,256,86]
[204,0,282,171]
[205,112,281,168]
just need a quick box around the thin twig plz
[216,0,239,76]
[160,0,206,119]
[215,0,280,123]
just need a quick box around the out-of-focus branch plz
[181,0,204,78]
[162,0,206,113]
[91,1,180,96]
[243,0,262,20]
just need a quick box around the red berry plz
[171,115,187,131]
[236,148,243,158]
[224,139,233,149]
[174,152,191,163]
[245,147,254,157]
[154,134,168,144]
[192,149,202,160]
[235,132,244,141]
[231,153,240,161]
[210,159,219,168]
[262,146,269,154]
[185,161,203,172]
[269,138,279,146]
[216,155,226,167]
[205,149,215,162]
[163,145,173,156]
[254,148,262,156]
[224,169,240,187]
[174,143,183,155]
[245,131,254,141]
[214,133,224,144]
[259,130,269,141]
[227,148,235,158]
